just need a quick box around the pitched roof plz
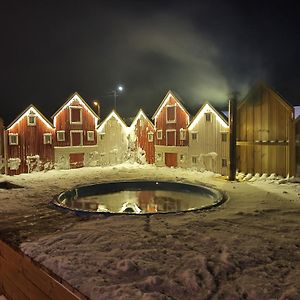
[152,90,190,120]
[130,109,155,129]
[7,104,54,130]
[238,81,294,111]
[189,102,229,130]
[51,92,99,120]
[97,110,128,132]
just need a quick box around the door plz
[71,131,83,146]
[69,153,84,168]
[165,153,177,167]
[166,130,176,146]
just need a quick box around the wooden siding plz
[0,118,4,174]
[0,240,87,300]
[237,83,295,176]
[188,105,229,175]
[6,113,54,175]
[155,96,189,147]
[97,116,128,165]
[134,117,155,164]
[296,116,300,176]
[54,99,97,147]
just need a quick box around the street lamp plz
[93,100,100,121]
[113,85,124,110]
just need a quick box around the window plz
[221,132,227,142]
[180,154,186,163]
[205,113,212,122]
[166,105,176,123]
[157,130,162,140]
[180,128,186,140]
[148,132,154,142]
[43,133,52,144]
[87,131,95,142]
[9,133,18,145]
[99,133,105,140]
[192,156,198,164]
[27,115,36,126]
[156,153,162,162]
[70,106,82,124]
[57,131,65,142]
[222,159,227,167]
[191,131,198,141]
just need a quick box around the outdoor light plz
[113,84,124,110]
[93,100,100,121]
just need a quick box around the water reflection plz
[62,190,215,213]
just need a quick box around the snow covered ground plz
[1,163,300,299]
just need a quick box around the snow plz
[0,163,300,299]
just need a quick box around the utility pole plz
[229,92,238,181]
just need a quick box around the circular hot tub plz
[52,181,226,216]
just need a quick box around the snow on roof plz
[152,90,190,120]
[97,110,128,133]
[7,104,54,130]
[130,109,155,130]
[189,102,229,130]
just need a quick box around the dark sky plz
[1,0,300,125]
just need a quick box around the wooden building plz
[130,109,155,164]
[296,115,300,176]
[188,102,229,175]
[52,92,99,169]
[5,105,55,175]
[152,90,190,167]
[0,118,4,174]
[97,110,129,165]
[237,82,295,177]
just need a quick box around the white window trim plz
[156,153,162,162]
[70,130,83,146]
[179,128,186,140]
[9,133,19,145]
[166,104,176,124]
[57,130,66,142]
[99,133,105,140]
[69,106,83,124]
[157,130,163,140]
[222,158,228,168]
[205,112,212,122]
[221,132,228,142]
[166,129,176,146]
[27,115,36,126]
[148,132,154,142]
[192,155,198,164]
[191,131,198,142]
[43,133,52,144]
[87,131,95,142]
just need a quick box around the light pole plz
[229,91,238,181]
[93,100,100,122]
[113,85,124,111]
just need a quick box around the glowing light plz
[117,85,124,92]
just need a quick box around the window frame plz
[57,130,66,142]
[148,132,154,142]
[205,112,212,122]
[27,115,36,126]
[157,130,163,140]
[69,106,83,124]
[43,133,52,145]
[192,155,198,164]
[191,131,198,142]
[166,104,176,124]
[9,133,19,145]
[87,131,95,142]
[222,158,227,168]
[179,128,187,140]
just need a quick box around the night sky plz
[1,0,300,125]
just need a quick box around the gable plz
[52,92,99,127]
[130,109,155,130]
[152,90,190,121]
[7,105,54,131]
[189,102,228,131]
[97,110,128,133]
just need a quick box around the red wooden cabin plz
[52,92,99,169]
[0,118,4,174]
[130,109,155,164]
[5,105,55,175]
[152,90,190,167]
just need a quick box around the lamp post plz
[93,100,100,122]
[113,85,124,110]
[229,91,238,181]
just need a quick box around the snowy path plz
[1,164,300,299]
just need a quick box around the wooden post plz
[229,92,238,181]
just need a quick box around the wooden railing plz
[0,240,88,300]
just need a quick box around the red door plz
[69,153,84,168]
[71,132,82,146]
[165,153,177,167]
[166,130,176,146]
